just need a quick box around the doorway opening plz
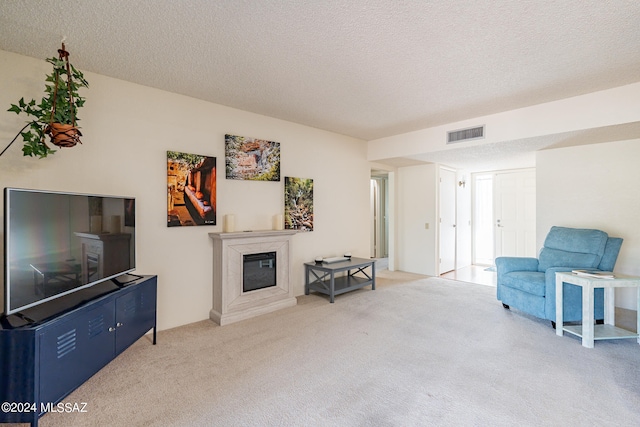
[441,171,496,286]
[370,172,389,263]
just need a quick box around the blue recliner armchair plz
[496,226,623,327]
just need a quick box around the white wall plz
[537,140,640,310]
[395,164,437,275]
[395,164,471,276]
[0,50,371,330]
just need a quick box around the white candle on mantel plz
[273,214,284,230]
[224,214,235,232]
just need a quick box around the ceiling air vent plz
[447,125,485,144]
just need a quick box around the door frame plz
[370,174,389,259]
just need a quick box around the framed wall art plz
[284,176,313,232]
[167,150,217,227]
[225,134,280,181]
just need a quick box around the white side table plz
[555,272,640,348]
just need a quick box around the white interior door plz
[439,168,456,274]
[494,169,536,258]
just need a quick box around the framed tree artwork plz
[167,150,217,227]
[284,177,313,232]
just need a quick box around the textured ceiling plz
[1,1,640,167]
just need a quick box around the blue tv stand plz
[0,275,157,427]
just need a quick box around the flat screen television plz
[3,188,136,316]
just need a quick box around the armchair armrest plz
[495,257,539,275]
[544,267,584,321]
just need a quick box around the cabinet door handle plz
[116,322,124,328]
[108,327,116,332]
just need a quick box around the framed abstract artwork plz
[167,150,217,227]
[225,134,280,181]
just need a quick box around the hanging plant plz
[2,43,89,158]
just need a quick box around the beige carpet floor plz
[23,270,640,427]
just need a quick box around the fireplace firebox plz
[243,252,277,292]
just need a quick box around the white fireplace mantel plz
[209,230,297,325]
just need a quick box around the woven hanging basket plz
[46,43,82,148]
[46,123,82,147]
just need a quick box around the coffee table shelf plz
[562,324,638,341]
